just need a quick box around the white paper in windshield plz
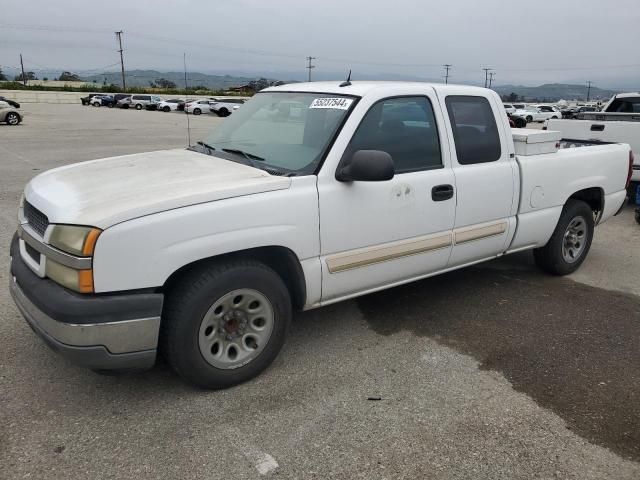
[309,97,353,110]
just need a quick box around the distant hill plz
[80,70,284,90]
[493,83,618,102]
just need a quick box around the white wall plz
[0,90,92,104]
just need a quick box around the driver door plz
[318,93,456,302]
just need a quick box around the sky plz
[1,0,639,88]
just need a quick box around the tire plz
[5,112,20,125]
[533,199,594,275]
[514,117,527,128]
[108,103,114,108]
[193,108,201,115]
[526,115,533,123]
[218,108,229,117]
[93,102,101,107]
[135,103,143,110]
[163,106,170,112]
[551,115,559,119]
[160,259,292,389]
[635,208,640,225]
[122,104,129,109]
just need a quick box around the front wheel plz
[526,115,533,123]
[163,106,170,112]
[193,108,201,115]
[135,103,143,110]
[5,112,20,125]
[533,199,594,275]
[160,259,292,389]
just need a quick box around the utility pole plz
[19,54,26,86]
[306,56,316,82]
[586,81,593,102]
[482,68,493,88]
[443,64,452,84]
[115,31,126,91]
[489,71,496,88]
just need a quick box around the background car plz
[157,99,185,112]
[81,93,102,106]
[513,106,560,123]
[92,95,117,108]
[130,94,162,110]
[117,96,132,109]
[185,99,216,115]
[0,96,20,108]
[508,113,527,128]
[0,101,22,125]
[503,104,516,114]
[210,98,246,117]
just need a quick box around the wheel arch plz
[161,245,307,310]
[567,187,604,222]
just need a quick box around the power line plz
[306,56,316,82]
[443,64,452,84]
[3,23,640,76]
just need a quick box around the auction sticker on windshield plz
[309,98,353,110]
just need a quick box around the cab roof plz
[263,81,489,97]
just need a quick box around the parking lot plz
[1,103,639,479]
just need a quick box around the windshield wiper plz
[221,148,265,162]
[197,141,216,153]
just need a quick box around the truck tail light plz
[627,150,634,189]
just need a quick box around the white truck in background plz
[10,82,633,389]
[545,92,640,200]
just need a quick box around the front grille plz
[24,201,49,237]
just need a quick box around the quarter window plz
[446,96,501,165]
[346,96,442,173]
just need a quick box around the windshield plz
[203,92,357,175]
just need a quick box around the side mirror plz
[336,150,395,182]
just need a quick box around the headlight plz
[49,225,101,257]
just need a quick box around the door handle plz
[432,184,454,201]
[590,124,605,132]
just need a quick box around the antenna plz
[183,53,191,147]
[339,70,352,88]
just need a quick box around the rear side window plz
[346,96,442,173]
[446,96,501,165]
[607,98,640,113]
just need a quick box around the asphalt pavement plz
[1,104,639,479]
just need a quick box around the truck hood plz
[25,149,291,229]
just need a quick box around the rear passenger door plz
[440,92,518,267]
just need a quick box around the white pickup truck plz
[10,82,633,389]
[545,92,640,199]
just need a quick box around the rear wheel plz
[163,106,170,112]
[193,108,201,115]
[160,259,292,389]
[533,199,594,275]
[135,103,143,110]
[5,112,20,125]
[93,102,101,107]
[218,108,229,117]
[526,115,533,123]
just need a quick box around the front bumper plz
[9,236,163,371]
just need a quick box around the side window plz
[608,98,640,113]
[445,96,501,165]
[346,96,442,173]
